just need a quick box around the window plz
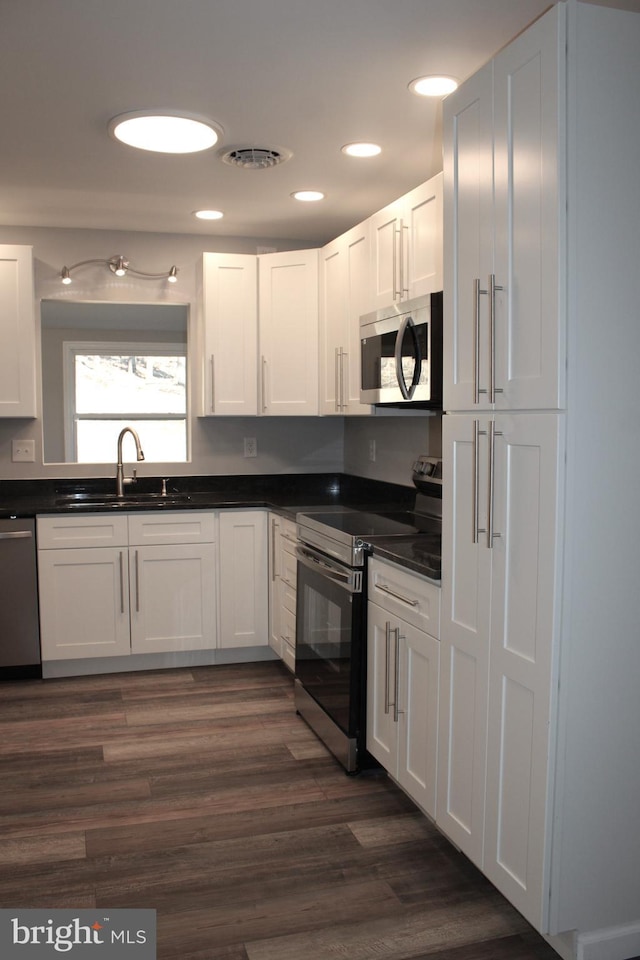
[64,341,187,463]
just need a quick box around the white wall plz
[0,224,439,485]
[344,413,442,487]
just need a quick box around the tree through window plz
[64,341,187,463]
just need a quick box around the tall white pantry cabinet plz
[439,3,640,959]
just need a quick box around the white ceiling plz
[1,0,638,245]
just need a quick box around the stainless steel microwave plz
[359,292,443,407]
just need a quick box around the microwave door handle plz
[395,316,411,399]
[394,316,423,400]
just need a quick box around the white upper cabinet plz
[319,220,372,416]
[258,249,319,416]
[197,252,258,416]
[198,249,318,416]
[368,173,443,312]
[0,245,36,418]
[443,11,562,412]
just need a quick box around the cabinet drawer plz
[128,511,216,545]
[280,516,298,547]
[37,514,128,549]
[280,604,296,650]
[368,556,440,638]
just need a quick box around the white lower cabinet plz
[367,557,440,818]
[268,512,298,671]
[129,542,217,655]
[438,412,561,928]
[218,510,268,649]
[37,511,218,661]
[37,545,132,660]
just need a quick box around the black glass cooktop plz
[299,509,439,539]
[297,506,442,572]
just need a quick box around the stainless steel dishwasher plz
[0,518,41,679]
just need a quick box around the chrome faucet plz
[116,427,145,497]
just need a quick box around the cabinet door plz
[0,245,36,417]
[437,413,491,866]
[258,249,319,415]
[198,253,258,416]
[443,63,494,412]
[493,9,562,410]
[404,174,443,301]
[483,413,561,928]
[38,547,130,660]
[369,198,403,312]
[397,621,440,819]
[342,221,372,414]
[319,222,372,416]
[319,237,347,414]
[366,602,398,769]
[130,543,217,654]
[218,511,268,648]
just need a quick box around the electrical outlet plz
[12,439,35,462]
[369,439,376,462]
[244,437,257,458]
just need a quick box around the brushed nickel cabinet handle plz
[488,274,504,403]
[261,356,268,412]
[271,517,279,581]
[210,354,215,413]
[119,550,125,614]
[393,628,401,723]
[384,621,391,715]
[474,278,488,402]
[401,223,409,295]
[335,347,340,412]
[487,421,502,548]
[472,419,480,544]
[135,549,140,613]
[375,582,418,607]
[340,349,347,410]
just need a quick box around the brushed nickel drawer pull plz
[375,582,419,606]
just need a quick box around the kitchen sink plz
[55,492,193,509]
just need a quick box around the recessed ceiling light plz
[291,190,325,202]
[409,75,459,97]
[342,142,382,158]
[194,209,224,220]
[109,111,223,154]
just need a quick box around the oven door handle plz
[296,545,362,594]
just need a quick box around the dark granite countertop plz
[0,472,439,581]
[0,473,416,521]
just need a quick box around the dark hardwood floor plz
[0,662,560,960]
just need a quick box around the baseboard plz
[577,922,640,960]
[545,922,640,960]
[42,646,278,678]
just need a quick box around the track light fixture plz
[59,256,178,285]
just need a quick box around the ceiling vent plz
[220,146,291,170]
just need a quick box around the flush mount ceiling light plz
[108,111,222,154]
[341,142,382,158]
[194,209,224,220]
[409,75,459,97]
[60,256,178,284]
[291,190,325,202]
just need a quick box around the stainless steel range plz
[294,457,442,772]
